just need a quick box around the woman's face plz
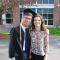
[34,16,41,27]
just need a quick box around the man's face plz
[22,15,32,27]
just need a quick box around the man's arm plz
[9,28,15,58]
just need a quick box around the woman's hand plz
[44,54,48,60]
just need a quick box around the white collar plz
[20,22,27,32]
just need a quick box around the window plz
[37,0,42,4]
[6,19,13,23]
[48,14,53,19]
[20,8,54,25]
[42,8,53,25]
[43,0,48,4]
[6,14,13,23]
[31,8,36,12]
[36,0,54,4]
[43,14,48,19]
[43,8,48,14]
[48,8,54,14]
[48,20,53,25]
[44,20,47,25]
[20,13,22,22]
[49,0,54,4]
[6,14,12,18]
[37,8,42,14]
[20,8,25,21]
[20,9,22,20]
[37,0,49,4]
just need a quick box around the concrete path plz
[0,36,60,60]
[48,36,60,60]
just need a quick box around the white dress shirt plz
[20,23,26,51]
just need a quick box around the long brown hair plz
[30,14,47,31]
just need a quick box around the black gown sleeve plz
[9,28,16,58]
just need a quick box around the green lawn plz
[0,32,9,36]
[0,28,60,36]
[48,27,60,36]
[0,32,10,39]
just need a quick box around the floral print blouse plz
[30,30,49,56]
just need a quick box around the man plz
[9,8,36,60]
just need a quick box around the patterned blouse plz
[30,30,49,56]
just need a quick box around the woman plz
[30,14,49,60]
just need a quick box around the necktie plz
[25,28,29,51]
[25,28,29,35]
[23,28,29,51]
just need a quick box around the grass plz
[0,32,10,39]
[0,32,9,36]
[48,27,60,36]
[0,27,60,37]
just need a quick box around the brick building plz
[53,0,60,27]
[1,0,60,27]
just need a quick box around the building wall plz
[1,0,60,27]
[53,0,60,27]
[20,2,54,26]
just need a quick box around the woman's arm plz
[44,29,49,55]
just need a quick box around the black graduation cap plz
[23,8,36,17]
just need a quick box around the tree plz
[0,0,4,24]
[0,0,10,25]
[0,0,20,25]
[0,0,36,25]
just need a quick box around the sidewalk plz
[0,39,9,60]
[0,36,60,60]
[48,36,60,60]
